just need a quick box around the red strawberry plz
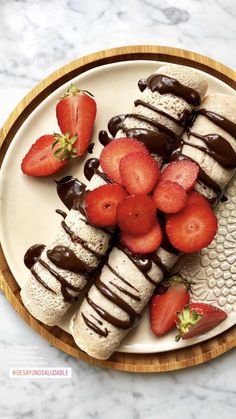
[100,138,149,184]
[176,303,227,340]
[120,221,162,254]
[162,160,199,192]
[187,191,211,208]
[21,134,69,176]
[150,276,190,337]
[120,151,160,194]
[56,84,96,157]
[117,194,156,235]
[166,203,217,253]
[84,184,127,227]
[153,180,188,213]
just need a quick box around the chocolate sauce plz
[55,209,67,219]
[94,278,140,328]
[128,113,176,137]
[124,128,173,158]
[109,281,141,302]
[24,244,45,269]
[61,220,102,258]
[117,245,156,285]
[198,109,236,139]
[31,267,56,294]
[187,130,236,169]
[47,246,91,274]
[106,262,139,292]
[138,78,147,92]
[108,114,127,136]
[38,258,80,303]
[134,99,190,127]
[83,158,111,183]
[55,176,86,210]
[81,312,108,337]
[88,142,95,154]
[98,130,113,146]
[145,74,201,106]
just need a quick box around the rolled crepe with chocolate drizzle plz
[70,244,179,360]
[20,173,112,326]
[100,64,208,164]
[172,94,236,204]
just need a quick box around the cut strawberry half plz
[120,151,160,194]
[21,134,68,177]
[162,160,199,192]
[100,137,149,184]
[150,276,190,337]
[117,194,156,235]
[84,184,127,227]
[56,84,96,157]
[120,221,162,254]
[153,180,188,214]
[176,303,227,340]
[166,203,218,253]
[187,191,211,208]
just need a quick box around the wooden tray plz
[0,45,236,373]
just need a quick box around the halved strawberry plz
[176,303,227,340]
[162,160,199,192]
[100,138,149,184]
[153,180,187,213]
[120,220,162,254]
[84,184,127,227]
[150,276,190,337]
[120,151,160,194]
[166,203,218,253]
[117,194,156,235]
[21,134,68,176]
[56,84,96,157]
[187,191,211,208]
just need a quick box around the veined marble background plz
[0,0,235,418]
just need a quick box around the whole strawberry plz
[56,84,97,157]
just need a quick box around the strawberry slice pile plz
[85,139,218,255]
[21,84,96,176]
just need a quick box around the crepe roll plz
[20,173,112,326]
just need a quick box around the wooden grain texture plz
[0,45,236,373]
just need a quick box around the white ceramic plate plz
[0,60,236,354]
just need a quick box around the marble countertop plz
[0,1,235,418]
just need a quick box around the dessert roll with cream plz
[100,64,208,164]
[21,173,112,326]
[172,93,236,204]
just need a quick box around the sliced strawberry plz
[117,194,156,235]
[84,184,127,227]
[100,138,149,184]
[120,221,162,254]
[150,276,190,337]
[166,203,217,253]
[21,134,68,177]
[56,84,96,157]
[187,191,211,208]
[153,180,187,214]
[120,151,160,194]
[162,160,199,192]
[176,303,227,340]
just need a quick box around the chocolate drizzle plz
[56,176,86,210]
[143,74,201,106]
[61,220,102,258]
[98,130,113,146]
[198,109,236,139]
[24,244,46,269]
[81,312,108,337]
[84,158,111,183]
[47,246,91,274]
[31,267,56,294]
[134,99,190,127]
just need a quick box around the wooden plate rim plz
[0,45,236,373]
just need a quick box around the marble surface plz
[0,0,235,418]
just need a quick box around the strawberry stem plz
[52,132,77,160]
[60,83,94,99]
[175,305,202,341]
